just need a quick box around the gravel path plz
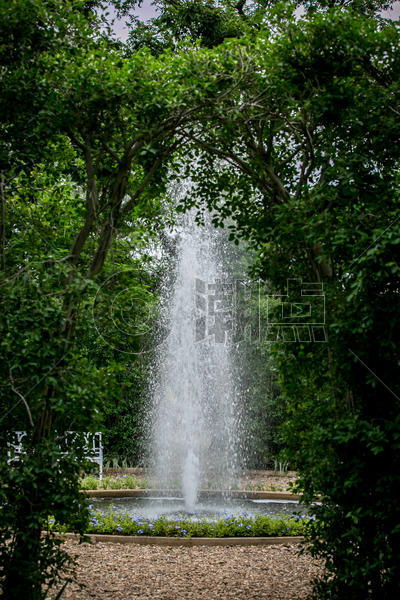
[56,541,322,599]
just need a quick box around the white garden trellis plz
[7,431,103,479]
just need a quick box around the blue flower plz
[246,525,251,530]
[138,529,144,534]
[181,529,187,535]
[117,525,123,532]
[89,504,94,510]
[149,524,153,530]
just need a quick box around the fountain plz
[92,221,306,515]
[149,198,241,511]
[88,188,307,522]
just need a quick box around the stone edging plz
[83,489,301,501]
[60,533,305,546]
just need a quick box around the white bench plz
[8,431,103,480]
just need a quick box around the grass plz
[80,475,148,490]
[243,477,298,492]
[50,507,315,538]
[80,475,298,492]
[245,482,286,492]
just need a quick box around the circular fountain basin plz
[90,496,309,521]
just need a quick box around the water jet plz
[149,199,241,512]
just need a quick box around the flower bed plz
[50,507,315,538]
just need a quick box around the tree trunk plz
[3,489,44,600]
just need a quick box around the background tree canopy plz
[1,0,399,598]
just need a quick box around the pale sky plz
[110,0,158,40]
[132,0,159,21]
[382,1,400,18]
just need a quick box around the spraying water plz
[150,202,241,511]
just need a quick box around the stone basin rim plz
[59,532,305,546]
[83,489,301,501]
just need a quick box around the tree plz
[0,1,244,596]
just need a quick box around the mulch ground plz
[55,540,323,599]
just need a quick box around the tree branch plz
[9,367,34,428]
[69,140,99,266]
[0,171,5,271]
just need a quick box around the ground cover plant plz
[50,507,314,538]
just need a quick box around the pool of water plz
[90,496,309,521]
